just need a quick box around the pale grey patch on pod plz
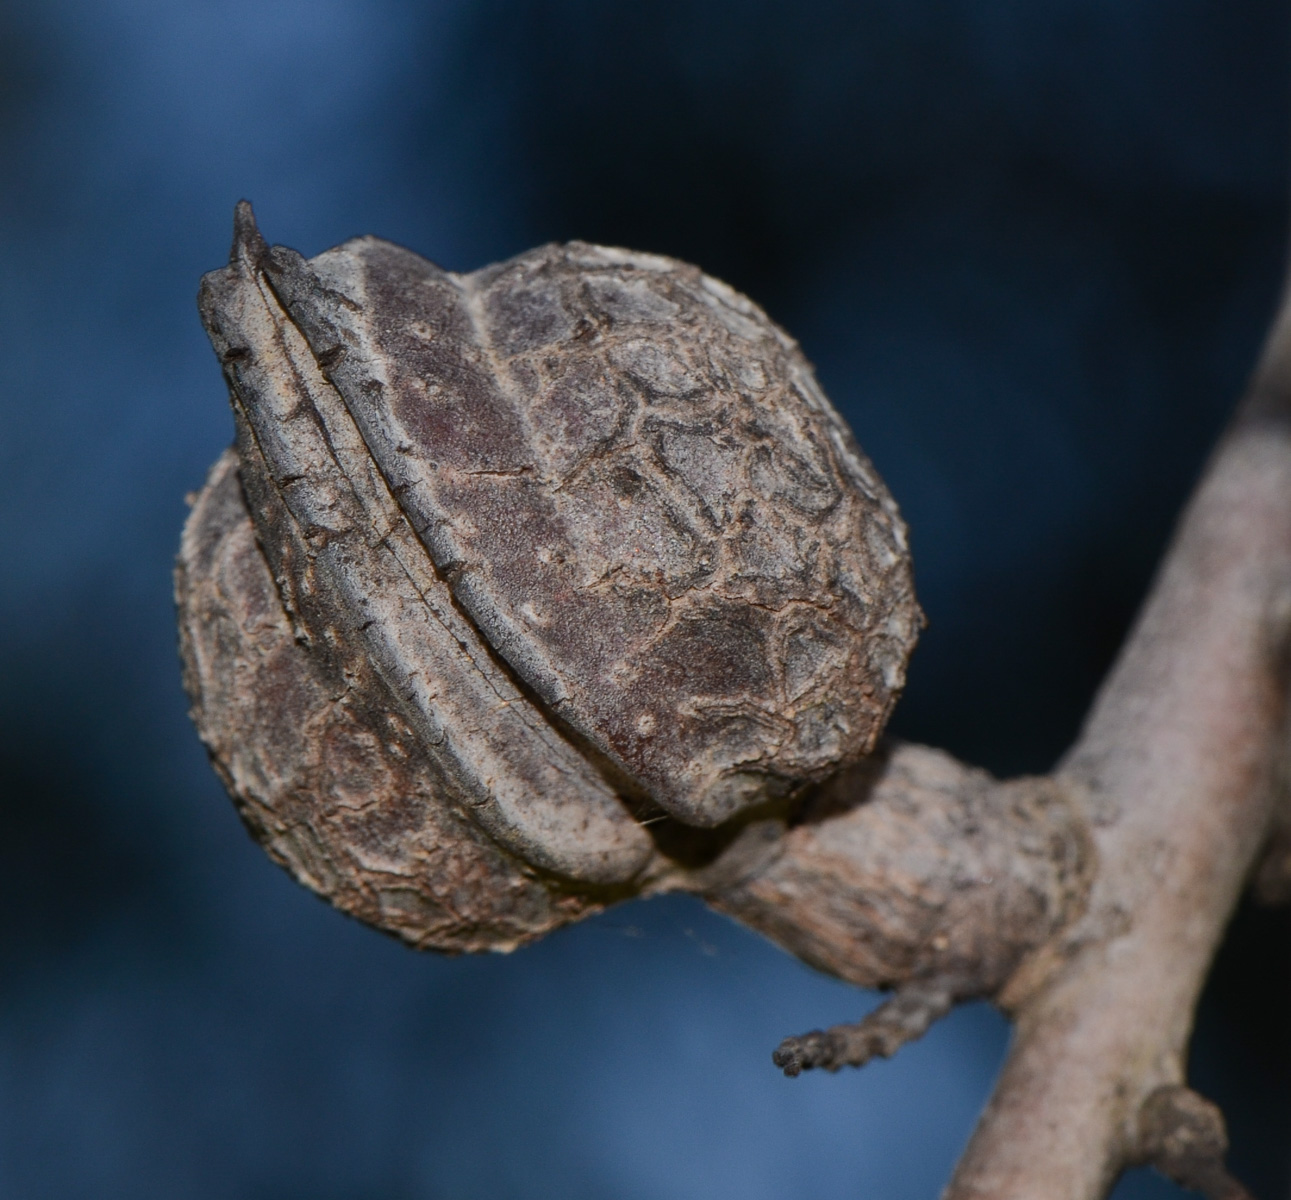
[176,450,607,951]
[195,211,655,886]
[258,229,921,827]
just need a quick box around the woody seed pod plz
[175,203,920,951]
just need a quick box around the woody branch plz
[655,271,1291,1200]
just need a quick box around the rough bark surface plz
[936,301,1291,1200]
[179,202,1291,1200]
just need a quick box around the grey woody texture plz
[177,449,606,950]
[178,203,1289,1199]
[183,201,920,893]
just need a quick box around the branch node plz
[1136,1085,1254,1200]
[772,985,953,1077]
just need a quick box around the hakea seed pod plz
[175,202,921,951]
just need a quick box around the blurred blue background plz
[1,1,1288,1196]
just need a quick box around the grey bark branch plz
[771,983,954,1076]
[662,288,1291,1198]
[682,742,1093,1003]
[940,292,1291,1200]
[1136,1086,1254,1200]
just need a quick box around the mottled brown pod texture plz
[176,202,921,950]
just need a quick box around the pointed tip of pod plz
[230,200,268,268]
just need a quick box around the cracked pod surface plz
[176,204,921,947]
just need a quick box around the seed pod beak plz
[229,199,268,268]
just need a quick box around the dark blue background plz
[1,2,1288,1196]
